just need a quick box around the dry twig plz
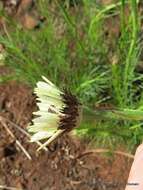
[76,148,134,160]
[0,185,22,190]
[0,117,32,160]
[1,18,12,41]
[0,116,48,151]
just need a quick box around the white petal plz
[28,124,55,132]
[36,82,62,98]
[32,111,50,116]
[30,131,55,142]
[36,96,62,103]
[42,76,56,86]
[37,98,64,110]
[32,112,59,123]
[32,109,64,117]
[37,103,51,111]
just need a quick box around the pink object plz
[125,144,143,190]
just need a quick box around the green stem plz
[120,0,126,34]
[123,0,139,103]
[84,106,143,121]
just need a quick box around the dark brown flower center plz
[58,90,81,131]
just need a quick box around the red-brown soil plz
[0,81,133,190]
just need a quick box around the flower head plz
[28,76,81,150]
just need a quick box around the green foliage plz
[0,0,143,149]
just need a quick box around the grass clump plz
[0,0,143,150]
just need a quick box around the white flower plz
[28,76,81,151]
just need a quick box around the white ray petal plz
[36,96,62,103]
[37,98,64,110]
[42,76,56,86]
[31,131,55,142]
[33,108,64,117]
[32,113,59,123]
[28,124,55,133]
[33,111,59,116]
[36,82,62,98]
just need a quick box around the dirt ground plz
[0,81,133,190]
